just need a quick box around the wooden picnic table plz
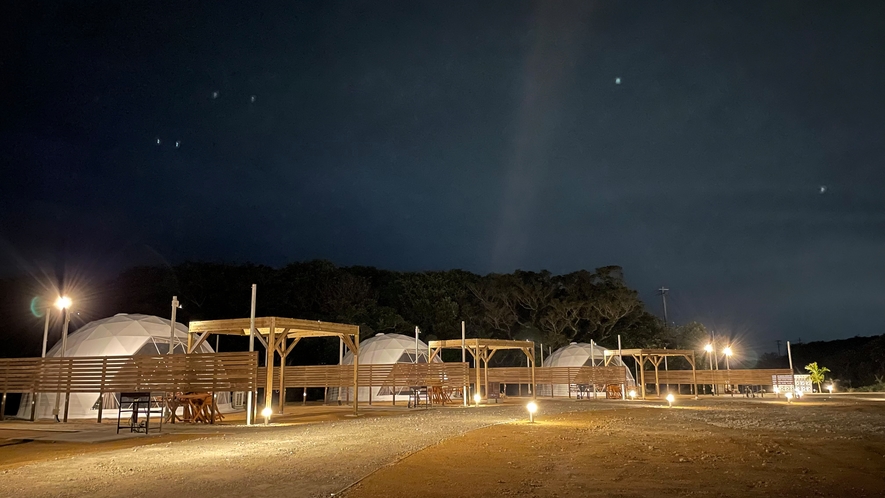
[164,393,223,424]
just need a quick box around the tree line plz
[1,261,709,364]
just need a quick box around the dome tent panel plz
[338,333,441,402]
[16,313,229,420]
[538,342,636,397]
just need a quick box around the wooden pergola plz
[428,339,536,401]
[604,348,698,399]
[187,317,360,416]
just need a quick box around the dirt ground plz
[347,399,885,498]
[1,397,884,498]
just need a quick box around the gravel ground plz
[0,401,618,498]
[2,398,882,498]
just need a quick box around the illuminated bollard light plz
[785,392,793,404]
[628,390,637,401]
[261,406,273,425]
[666,393,675,408]
[526,401,538,423]
[473,393,481,406]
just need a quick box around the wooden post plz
[97,357,107,423]
[530,346,536,400]
[353,332,359,416]
[640,354,647,399]
[653,357,661,397]
[483,349,489,400]
[63,358,71,422]
[278,337,286,415]
[0,392,6,421]
[691,352,699,399]
[368,364,373,405]
[29,389,36,421]
[474,346,481,401]
[264,319,276,412]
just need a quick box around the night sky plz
[2,1,883,348]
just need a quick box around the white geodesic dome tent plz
[336,333,442,402]
[17,313,231,420]
[537,342,636,396]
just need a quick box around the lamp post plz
[704,344,714,395]
[41,307,52,358]
[169,296,180,354]
[52,296,72,421]
[723,346,733,396]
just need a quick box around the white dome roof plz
[19,314,224,420]
[543,342,608,367]
[45,313,206,357]
[341,333,441,365]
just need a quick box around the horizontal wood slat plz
[472,366,628,386]
[255,363,470,390]
[654,369,792,385]
[0,353,259,394]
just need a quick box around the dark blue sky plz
[2,1,883,348]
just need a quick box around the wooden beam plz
[283,337,301,357]
[253,332,268,350]
[189,331,211,353]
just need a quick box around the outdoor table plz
[164,393,224,423]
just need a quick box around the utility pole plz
[658,287,669,326]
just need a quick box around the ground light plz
[261,406,273,425]
[628,390,637,401]
[473,393,481,406]
[785,392,793,403]
[773,386,780,398]
[826,384,834,394]
[666,393,675,408]
[796,390,803,400]
[526,401,538,423]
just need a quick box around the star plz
[819,185,827,194]
[615,77,621,84]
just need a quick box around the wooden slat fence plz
[472,366,629,386]
[0,352,259,394]
[256,362,469,390]
[654,369,792,386]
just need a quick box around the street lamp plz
[723,346,733,396]
[52,296,72,421]
[704,344,714,395]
